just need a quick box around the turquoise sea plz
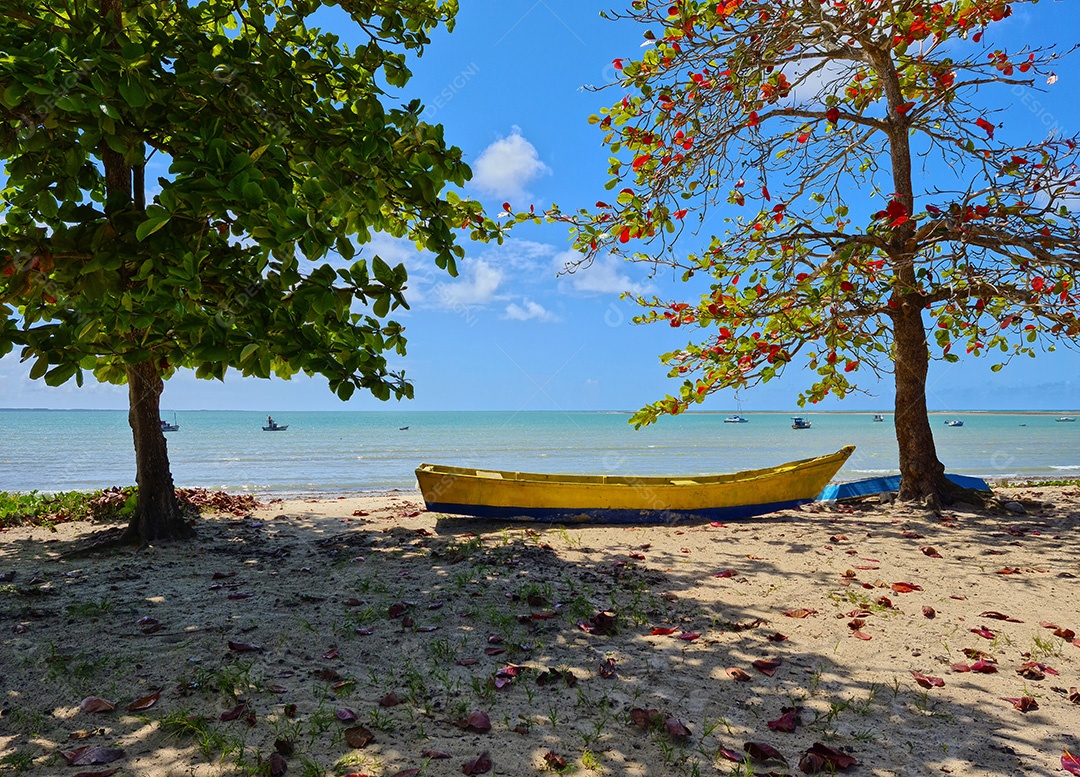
[0,409,1078,497]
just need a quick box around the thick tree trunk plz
[892,302,953,503]
[122,361,193,543]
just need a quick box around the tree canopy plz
[556,0,1080,500]
[0,0,502,540]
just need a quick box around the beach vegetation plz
[550,0,1080,505]
[0,0,508,544]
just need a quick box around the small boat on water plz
[399,426,410,430]
[1057,417,1076,422]
[724,414,748,423]
[873,414,884,422]
[791,416,812,430]
[416,446,855,524]
[160,414,179,432]
[944,419,964,427]
[263,416,288,432]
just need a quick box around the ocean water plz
[0,409,1078,497]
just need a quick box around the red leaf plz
[543,752,567,770]
[676,631,701,641]
[713,569,736,578]
[951,662,971,672]
[761,185,771,201]
[650,626,678,636]
[852,629,872,640]
[322,648,339,660]
[1063,749,1080,776]
[980,611,1023,623]
[1002,696,1038,712]
[630,707,660,728]
[783,608,817,619]
[797,131,810,143]
[465,710,491,733]
[826,107,840,123]
[727,667,752,682]
[976,117,995,138]
[72,770,120,777]
[270,752,287,777]
[971,626,996,639]
[752,657,782,676]
[125,688,161,712]
[896,101,915,115]
[462,751,492,775]
[379,693,401,707]
[664,715,692,738]
[744,741,785,763]
[767,632,789,642]
[336,708,359,722]
[767,707,801,732]
[801,742,857,771]
[922,606,936,618]
[890,582,922,593]
[910,670,944,688]
[970,660,997,674]
[220,702,249,722]
[920,546,942,558]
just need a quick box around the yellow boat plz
[415,446,854,524]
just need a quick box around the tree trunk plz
[892,302,953,503]
[122,361,194,543]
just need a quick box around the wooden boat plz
[944,419,964,427]
[872,414,884,422]
[160,418,179,432]
[416,446,854,524]
[724,414,748,423]
[1057,416,1076,422]
[263,418,288,431]
[791,416,812,429]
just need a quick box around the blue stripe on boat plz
[817,473,991,501]
[424,498,811,524]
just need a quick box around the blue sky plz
[2,1,1079,413]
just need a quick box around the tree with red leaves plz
[560,0,1080,503]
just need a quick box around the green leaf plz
[136,215,171,241]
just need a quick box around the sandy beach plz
[1,485,1079,776]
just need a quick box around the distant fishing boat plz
[944,419,964,427]
[399,426,410,430]
[263,416,288,432]
[416,446,855,524]
[791,416,812,430]
[724,414,748,423]
[873,414,884,422]
[1057,417,1076,422]
[160,414,179,432]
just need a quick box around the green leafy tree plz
[0,0,501,541]
[560,0,1080,502]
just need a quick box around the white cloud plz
[433,259,503,307]
[503,299,558,322]
[471,127,550,201]
[556,251,655,296]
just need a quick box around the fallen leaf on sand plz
[463,711,491,733]
[752,658,783,676]
[664,715,692,738]
[650,626,678,636]
[462,751,492,775]
[744,741,786,763]
[799,742,857,772]
[220,702,249,722]
[767,706,802,732]
[344,725,374,748]
[727,667,751,682]
[910,670,944,688]
[783,608,817,618]
[1001,696,1038,712]
[922,606,936,618]
[920,546,942,558]
[543,752,567,770]
[79,697,115,714]
[979,611,1023,623]
[1063,749,1080,776]
[890,582,922,593]
[61,746,125,766]
[970,626,996,639]
[125,688,161,712]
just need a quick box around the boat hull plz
[416,446,854,524]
